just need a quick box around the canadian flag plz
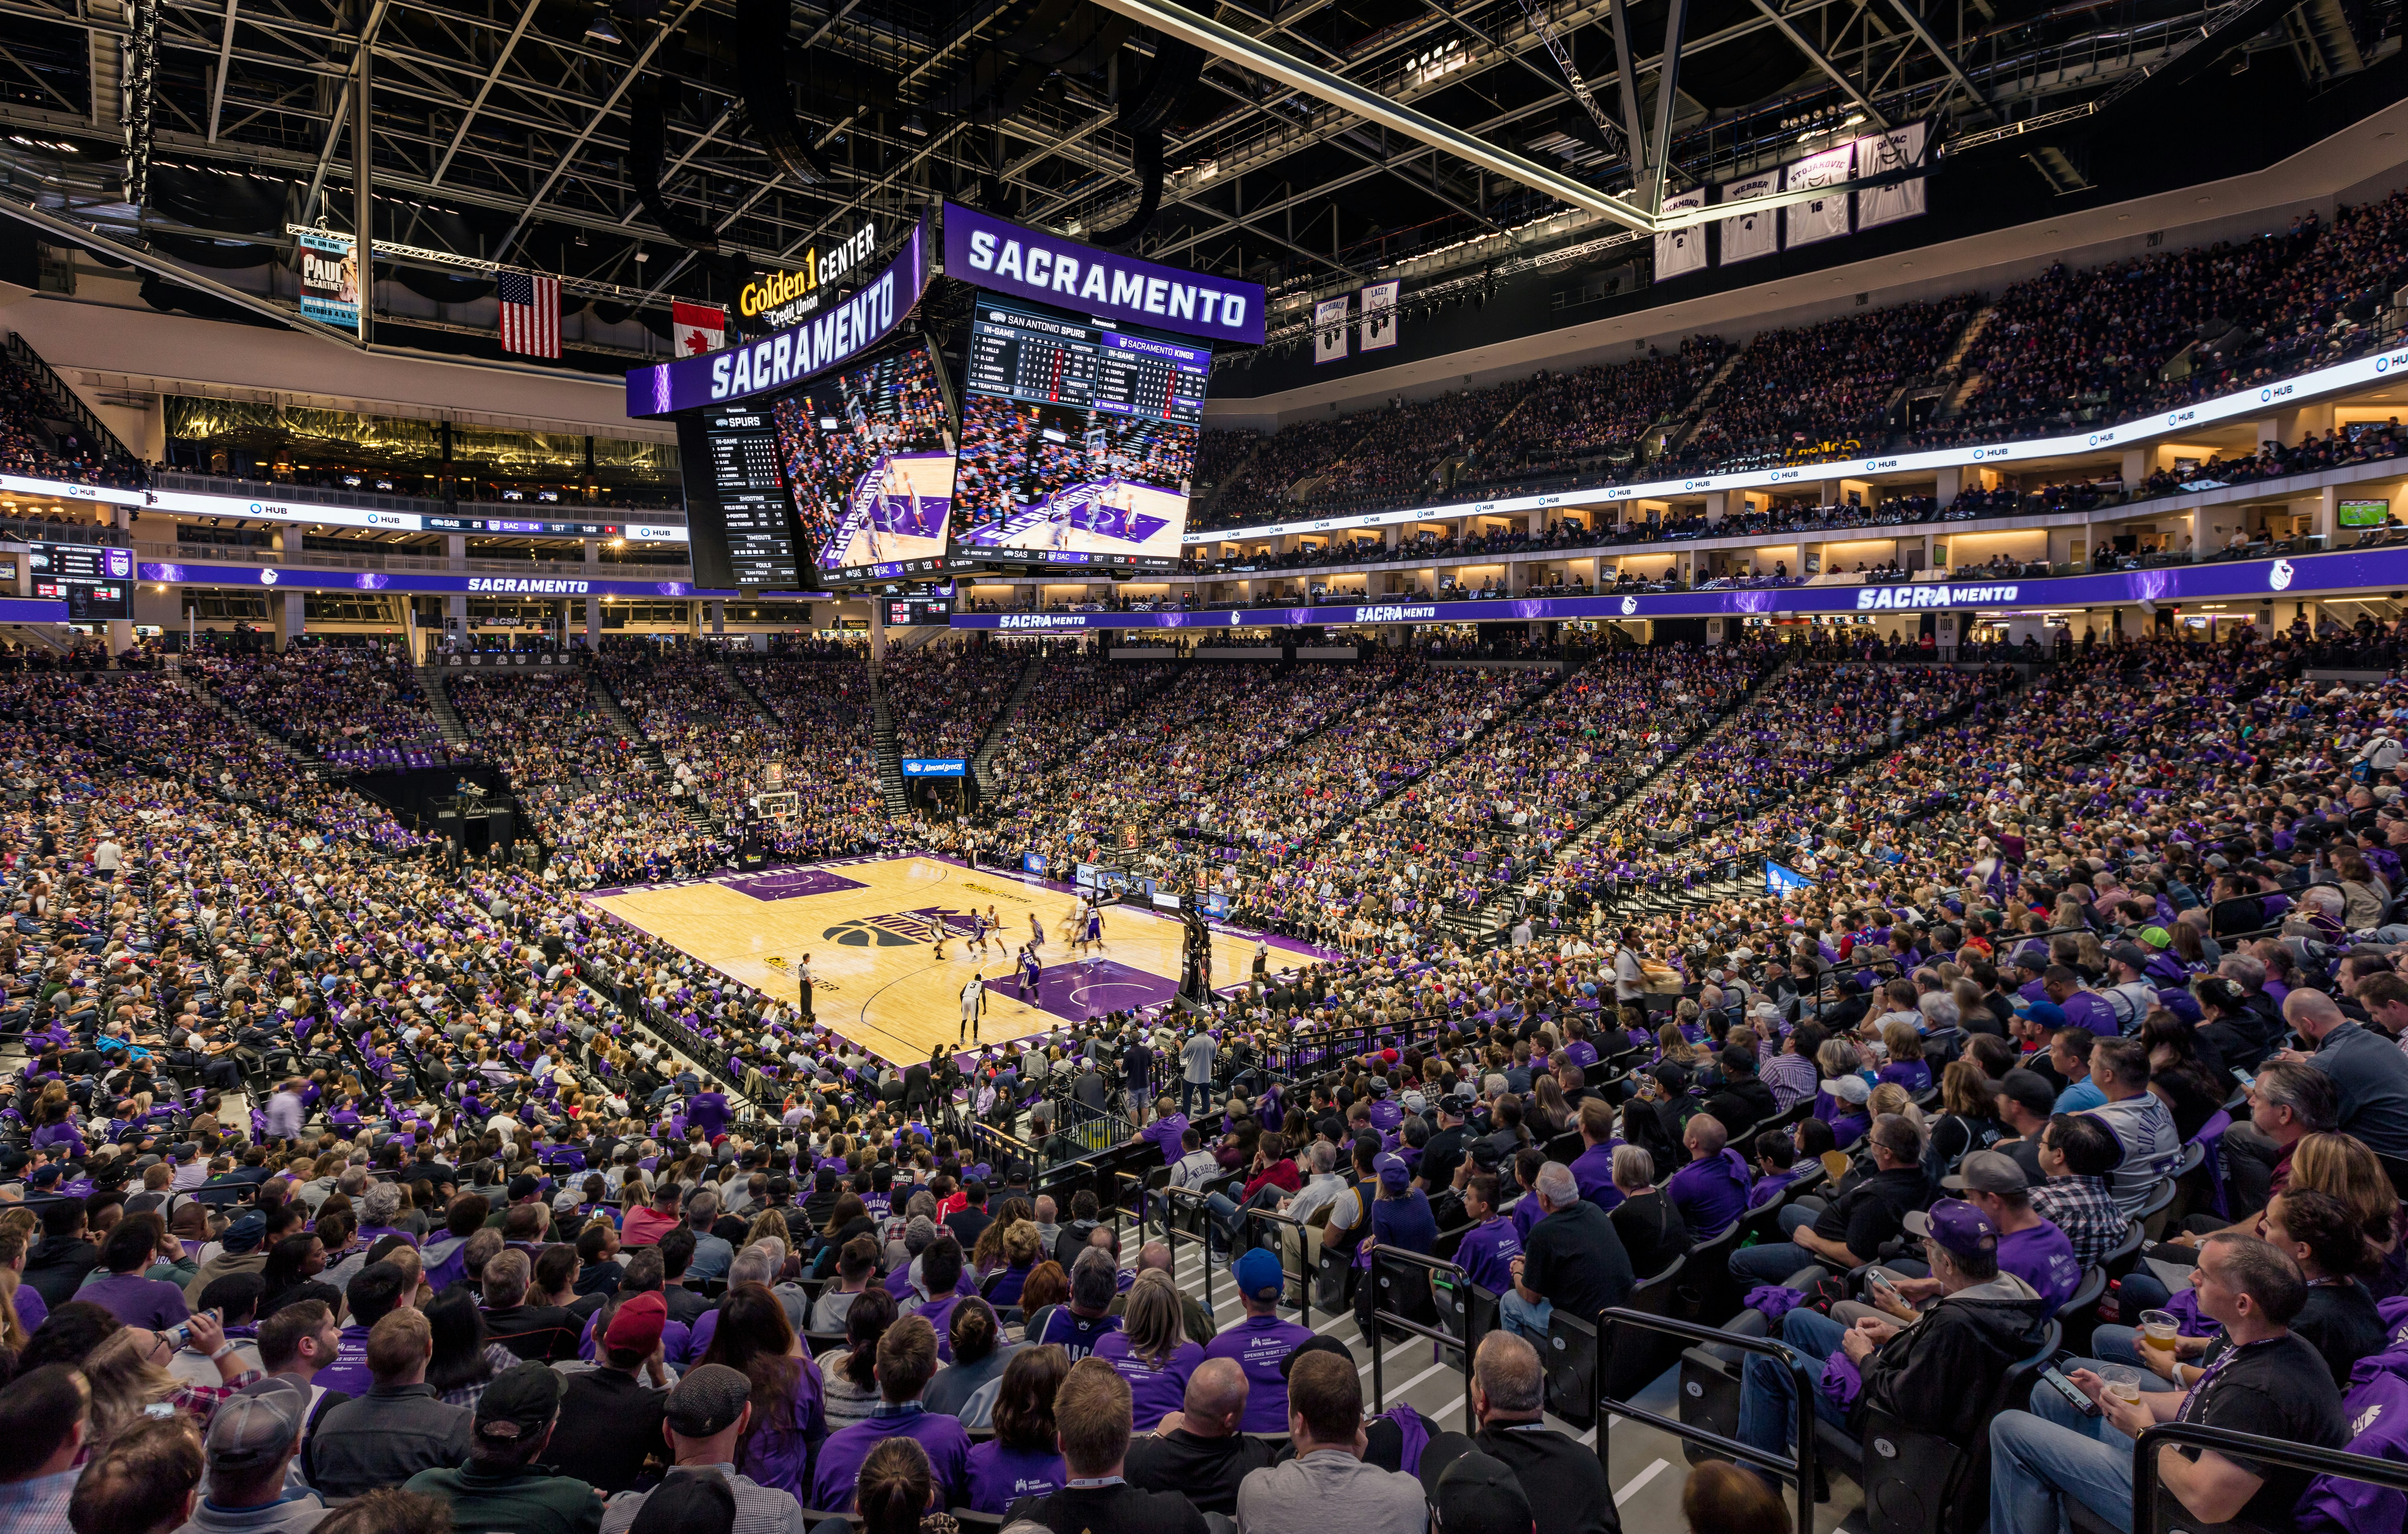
[671,299,726,356]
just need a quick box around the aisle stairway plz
[413,664,475,752]
[970,652,1045,798]
[870,663,907,813]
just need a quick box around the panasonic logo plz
[1000,614,1087,629]
[1853,583,2019,610]
[1354,604,1436,622]
[467,578,592,594]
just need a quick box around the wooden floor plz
[586,855,1267,1066]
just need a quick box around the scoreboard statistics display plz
[884,596,952,626]
[678,403,801,589]
[31,541,132,620]
[953,298,1201,567]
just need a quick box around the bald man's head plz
[1137,1241,1173,1274]
[1182,1357,1249,1437]
[1473,1331,1546,1420]
[2285,987,2346,1039]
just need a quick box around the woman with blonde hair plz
[1088,1269,1200,1430]
[81,1311,259,1451]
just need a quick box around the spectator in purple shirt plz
[1448,1175,1523,1298]
[1201,1249,1313,1433]
[915,1239,969,1360]
[1135,1098,1190,1166]
[76,1213,190,1331]
[1090,1271,1204,1431]
[965,1345,1070,1512]
[1664,1115,1753,1238]
[700,1283,828,1502]
[1566,1097,1625,1211]
[811,1314,970,1511]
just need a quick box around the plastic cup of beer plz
[2139,1309,2180,1358]
[2100,1364,2145,1408]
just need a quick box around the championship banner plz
[1718,174,1779,264]
[1653,190,1707,281]
[1360,280,1400,351]
[1784,145,1854,248]
[1314,297,1350,364]
[296,230,359,327]
[1857,122,1929,230]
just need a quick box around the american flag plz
[496,269,560,358]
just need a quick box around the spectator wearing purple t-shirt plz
[1664,1117,1753,1238]
[1446,1179,1523,1300]
[1899,1152,2083,1315]
[1090,1271,1204,1430]
[2045,967,2121,1039]
[810,1314,971,1511]
[1201,1250,1314,1433]
[1136,1100,1189,1165]
[78,1213,190,1331]
[965,1348,1068,1513]
[1566,1097,1625,1211]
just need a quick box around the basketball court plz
[582,853,1273,1065]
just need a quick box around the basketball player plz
[1019,943,1042,1001]
[1083,901,1106,954]
[1028,910,1044,950]
[930,913,950,962]
[967,908,989,958]
[959,971,985,1043]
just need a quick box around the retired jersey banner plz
[1653,190,1707,280]
[1360,280,1400,351]
[1718,175,1779,264]
[1314,297,1350,364]
[1784,146,1853,248]
[1857,122,1929,230]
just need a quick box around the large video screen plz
[771,342,956,582]
[953,299,1201,568]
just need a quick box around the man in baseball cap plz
[1202,1249,1315,1432]
[1937,1151,2081,1314]
[401,1361,602,1534]
[190,1376,321,1532]
[547,1292,670,1495]
[590,1365,799,1534]
[1733,1197,2048,1473]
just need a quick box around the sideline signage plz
[136,559,734,599]
[948,546,2408,626]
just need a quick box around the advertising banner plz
[941,201,1265,344]
[950,546,2408,626]
[136,560,731,599]
[296,230,359,328]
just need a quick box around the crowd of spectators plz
[194,644,470,772]
[881,647,1026,762]
[7,612,2408,1534]
[0,356,146,490]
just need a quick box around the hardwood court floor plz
[585,855,1265,1066]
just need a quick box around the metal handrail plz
[1365,1245,1477,1426]
[2132,1421,2408,1532]
[1593,1308,1822,1534]
[1153,1184,1221,1319]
